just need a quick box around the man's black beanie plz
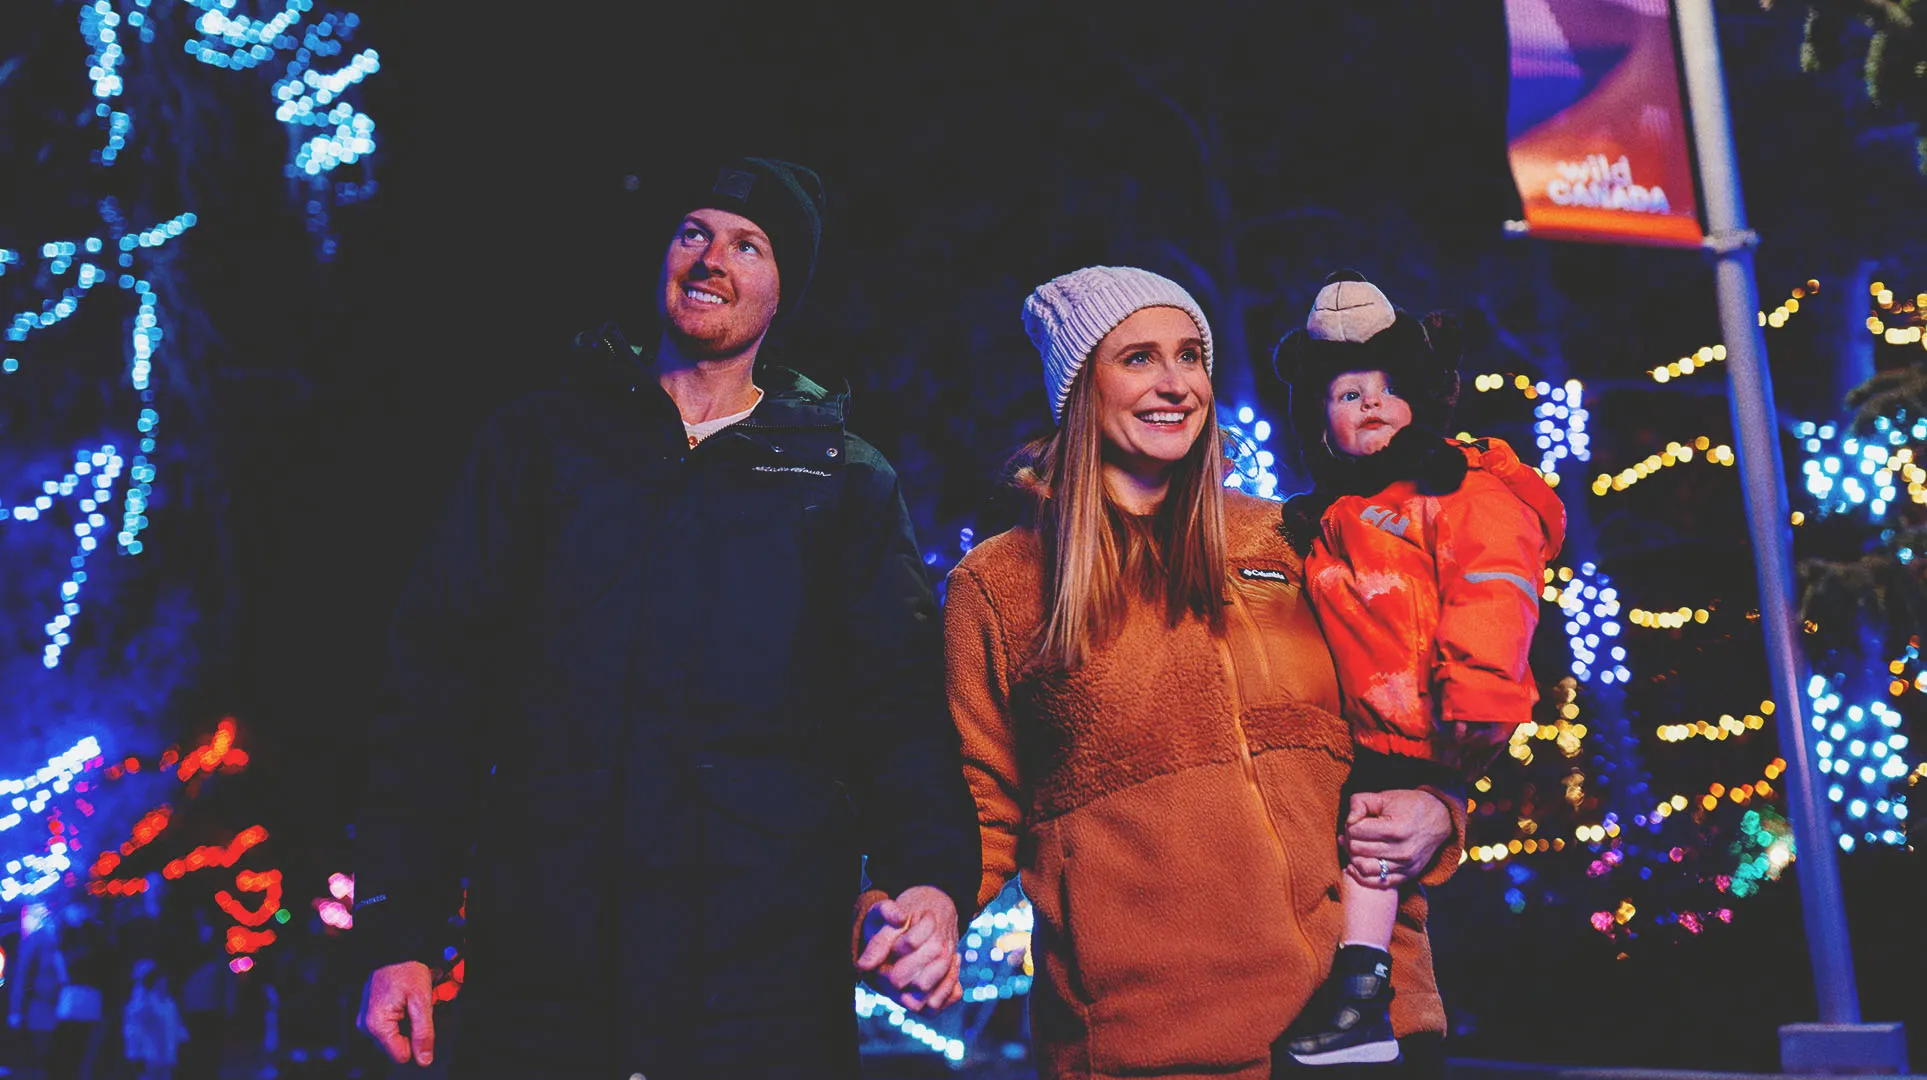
[659,156,826,327]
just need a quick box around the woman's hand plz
[1341,789,1453,889]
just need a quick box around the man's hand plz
[853,885,962,1012]
[356,961,436,1067]
[1341,789,1454,888]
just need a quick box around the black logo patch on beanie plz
[713,167,755,201]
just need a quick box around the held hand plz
[356,961,436,1067]
[1341,788,1454,889]
[854,885,961,1012]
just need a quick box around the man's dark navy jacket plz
[353,325,981,1078]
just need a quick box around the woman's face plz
[1325,368,1412,458]
[1089,306,1212,484]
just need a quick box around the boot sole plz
[1288,1038,1403,1066]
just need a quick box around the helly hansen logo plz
[1360,504,1410,537]
[1239,567,1290,582]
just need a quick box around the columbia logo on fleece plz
[752,465,834,478]
[1238,567,1290,582]
[1360,504,1410,537]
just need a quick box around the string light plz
[1656,703,1769,743]
[1543,563,1627,685]
[1646,760,1786,826]
[1644,281,1812,383]
[4,222,190,668]
[1525,378,1589,483]
[1797,419,1927,517]
[1789,413,1921,847]
[1,844,75,904]
[1472,372,1548,401]
[1590,436,1735,496]
[182,0,381,258]
[1804,673,1912,847]
[1629,605,1713,629]
[1221,404,1281,500]
[10,1,377,667]
[225,925,277,955]
[79,1,133,164]
[216,868,284,928]
[853,885,1035,1054]
[854,985,967,1062]
[9,720,282,974]
[1864,279,1927,347]
[175,718,246,781]
[159,824,268,881]
[0,737,105,868]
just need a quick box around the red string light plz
[215,867,283,927]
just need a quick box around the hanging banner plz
[1504,0,1703,247]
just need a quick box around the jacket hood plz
[1466,436,1567,564]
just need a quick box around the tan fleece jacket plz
[945,490,1464,1080]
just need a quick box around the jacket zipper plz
[1217,587,1322,963]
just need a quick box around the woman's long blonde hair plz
[1018,364,1228,671]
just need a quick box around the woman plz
[945,266,1465,1079]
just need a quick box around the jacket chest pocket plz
[1227,562,1342,714]
[688,484,838,666]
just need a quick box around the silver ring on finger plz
[1378,857,1390,885]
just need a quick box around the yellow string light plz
[1655,702,1770,743]
[1591,436,1734,495]
[1472,758,1792,864]
[1863,279,1927,344]
[1654,282,1812,382]
[1629,605,1713,629]
[1471,372,1545,399]
[1648,759,1785,821]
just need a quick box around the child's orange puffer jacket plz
[1306,436,1568,774]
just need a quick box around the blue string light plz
[1533,378,1590,476]
[854,885,1034,1058]
[854,984,967,1062]
[1797,418,1926,519]
[1805,672,1912,850]
[4,210,189,668]
[0,737,103,902]
[1222,403,1281,500]
[7,2,377,668]
[182,0,381,260]
[1790,416,1920,847]
[1547,562,1626,685]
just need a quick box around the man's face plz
[657,208,782,360]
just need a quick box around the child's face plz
[1325,369,1412,458]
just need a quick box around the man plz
[352,156,981,1078]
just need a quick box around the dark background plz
[4,0,1925,1074]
